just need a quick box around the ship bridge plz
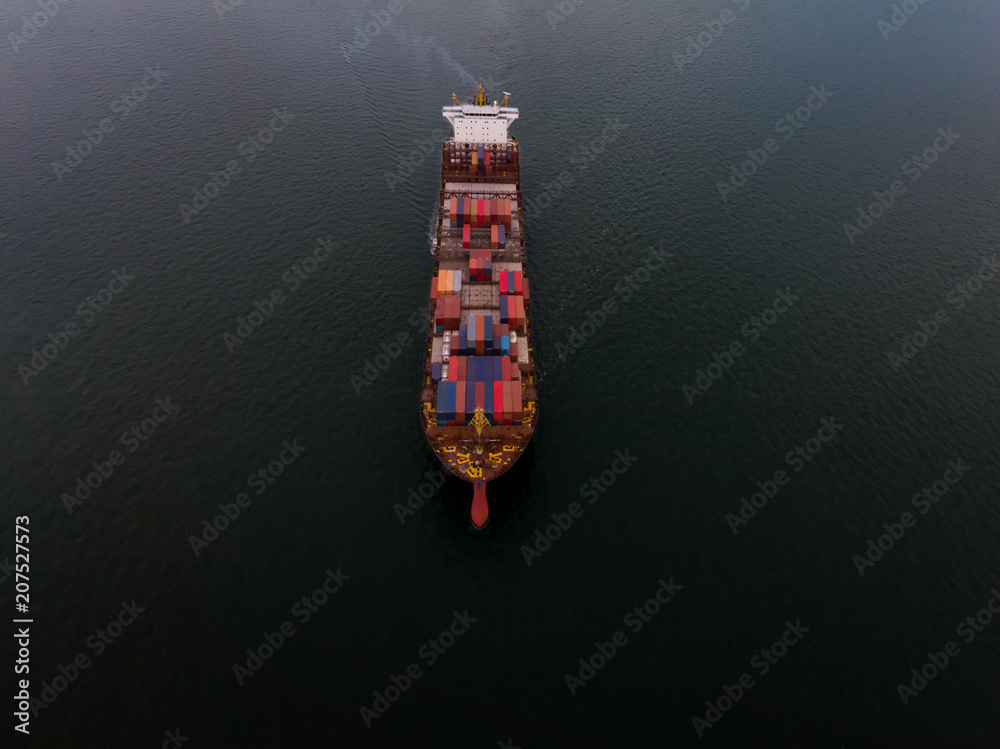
[443,83,519,144]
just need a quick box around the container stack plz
[435,295,461,331]
[462,224,471,249]
[441,352,523,426]
[469,249,492,282]
[435,269,463,297]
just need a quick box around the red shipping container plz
[485,151,491,167]
[493,381,504,425]
[448,358,457,382]
[477,200,484,227]
[499,272,508,296]
[513,382,522,421]
[522,277,529,301]
[502,356,511,382]
[514,272,523,295]
[459,356,468,381]
[462,225,471,249]
[502,381,511,424]
[449,198,457,223]
[452,296,460,329]
[435,296,445,326]
[430,277,438,301]
[475,382,485,409]
[491,198,499,222]
[456,379,465,422]
[516,297,525,330]
[485,199,492,226]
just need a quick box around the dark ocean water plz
[2,0,1000,746]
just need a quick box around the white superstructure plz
[442,85,519,144]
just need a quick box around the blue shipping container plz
[501,336,510,355]
[493,357,502,381]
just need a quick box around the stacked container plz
[462,225,471,249]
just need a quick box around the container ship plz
[419,83,537,529]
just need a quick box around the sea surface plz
[2,0,1000,746]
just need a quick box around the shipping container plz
[475,382,485,411]
[449,197,457,224]
[485,199,492,227]
[498,224,505,249]
[501,356,510,382]
[436,385,446,425]
[484,151,491,167]
[432,363,442,383]
[477,199,484,227]
[494,381,505,425]
[499,271,508,296]
[462,224,471,249]
[514,271,523,295]
[501,335,509,356]
[472,150,478,166]
[491,224,498,250]
[456,379,466,423]
[522,276,529,301]
[484,379,494,422]
[430,277,438,301]
[516,296,525,330]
